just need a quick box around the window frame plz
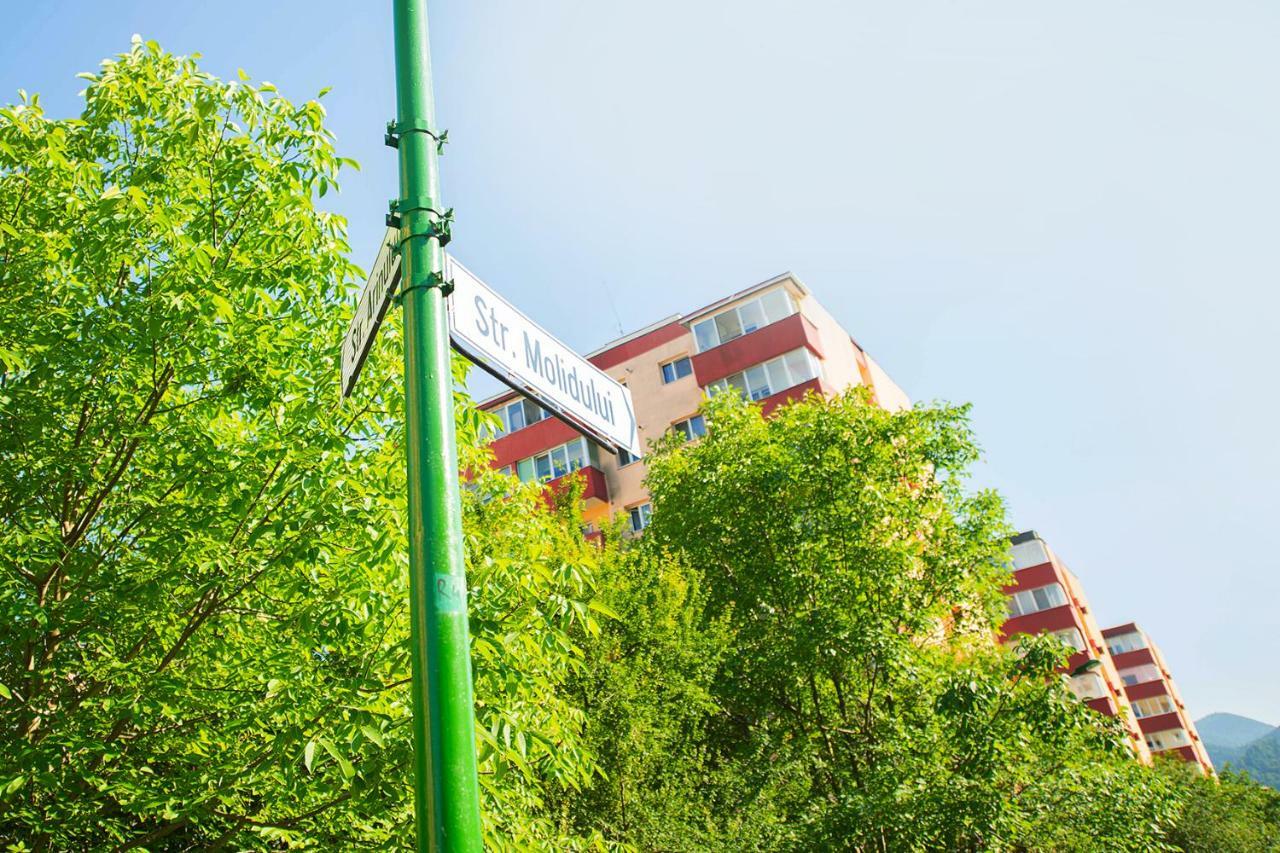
[1105,631,1146,656]
[628,503,652,533]
[1132,696,1175,719]
[690,288,797,353]
[707,347,819,402]
[514,437,592,484]
[671,414,707,442]
[1005,582,1068,618]
[660,355,694,384]
[493,398,549,438]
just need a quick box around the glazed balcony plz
[690,312,825,387]
[1137,712,1184,735]
[759,377,835,416]
[489,416,581,470]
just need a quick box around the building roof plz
[678,271,806,325]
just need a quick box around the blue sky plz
[5,2,1277,725]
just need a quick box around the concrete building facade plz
[1001,531,1153,763]
[478,272,909,535]
[1102,622,1215,774]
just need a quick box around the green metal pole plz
[391,1,483,850]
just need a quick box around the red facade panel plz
[690,313,825,387]
[589,322,688,371]
[1137,712,1184,735]
[1002,562,1058,593]
[543,465,609,507]
[759,378,832,416]
[1112,648,1156,670]
[1001,604,1079,638]
[1102,622,1139,639]
[1172,746,1201,764]
[1124,679,1171,702]
[1086,696,1119,716]
[489,416,581,469]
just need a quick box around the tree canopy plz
[562,391,1185,851]
[0,39,603,850]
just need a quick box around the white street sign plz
[341,227,402,398]
[447,257,641,458]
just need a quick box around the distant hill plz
[1197,713,1280,790]
[1198,713,1278,748]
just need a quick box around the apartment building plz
[1101,623,1214,774]
[477,272,910,534]
[1001,531,1153,762]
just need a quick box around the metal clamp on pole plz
[385,118,449,154]
[386,197,454,246]
[395,270,454,305]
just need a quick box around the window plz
[690,288,796,352]
[617,447,641,467]
[513,438,591,484]
[707,348,818,402]
[493,398,549,437]
[1106,631,1146,656]
[1005,583,1068,618]
[1068,672,1107,701]
[1118,664,1159,687]
[661,356,693,384]
[1132,696,1175,719]
[1051,628,1086,652]
[672,414,707,441]
[1146,729,1190,752]
[629,503,652,533]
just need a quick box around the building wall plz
[478,272,909,527]
[1002,532,1153,763]
[1103,622,1215,775]
[596,325,701,519]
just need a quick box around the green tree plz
[0,39,601,850]
[1160,763,1280,852]
[567,390,1177,851]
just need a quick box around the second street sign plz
[341,226,401,398]
[446,257,642,459]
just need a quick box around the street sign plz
[446,257,642,458]
[341,226,402,398]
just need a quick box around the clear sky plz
[4,2,1276,725]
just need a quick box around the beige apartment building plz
[477,272,909,534]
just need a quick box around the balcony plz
[1124,679,1170,702]
[690,312,825,387]
[1002,562,1058,593]
[1001,603,1079,639]
[543,465,609,509]
[1111,647,1156,670]
[489,415,581,470]
[1137,712,1184,735]
[1171,746,1207,767]
[1068,672,1109,702]
[1086,696,1119,717]
[759,377,834,416]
